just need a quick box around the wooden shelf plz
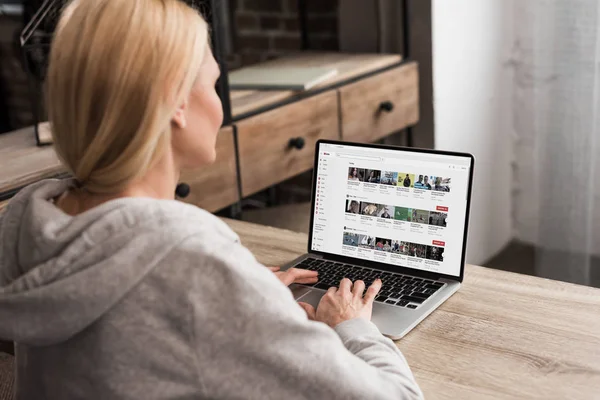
[0,125,64,197]
[229,52,402,119]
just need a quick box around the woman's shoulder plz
[111,198,239,243]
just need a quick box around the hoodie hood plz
[0,179,205,346]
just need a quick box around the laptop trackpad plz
[292,286,326,308]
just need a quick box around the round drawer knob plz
[379,101,395,113]
[288,137,306,150]
[175,183,191,198]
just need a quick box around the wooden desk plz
[224,219,600,400]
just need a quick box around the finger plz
[280,268,317,286]
[298,302,317,320]
[268,266,281,272]
[279,271,297,286]
[352,280,366,298]
[290,269,319,280]
[327,286,338,295]
[294,277,319,284]
[364,279,382,303]
[338,278,352,293]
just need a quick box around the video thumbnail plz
[433,177,451,192]
[408,243,427,258]
[345,199,361,214]
[413,175,425,189]
[429,211,447,227]
[391,240,403,254]
[358,235,376,249]
[400,241,411,255]
[375,237,392,252]
[377,205,395,219]
[398,173,415,188]
[426,246,444,261]
[414,175,434,190]
[360,202,379,216]
[380,171,398,186]
[394,207,412,222]
[343,231,359,247]
[348,167,365,182]
[364,169,381,184]
[411,209,430,224]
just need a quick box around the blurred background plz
[1,0,599,288]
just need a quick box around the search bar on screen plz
[337,153,382,162]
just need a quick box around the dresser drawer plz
[237,91,339,197]
[339,62,419,143]
[178,126,239,212]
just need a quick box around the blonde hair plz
[47,0,209,193]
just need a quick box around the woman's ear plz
[172,101,188,129]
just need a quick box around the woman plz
[367,170,378,183]
[348,167,361,181]
[0,1,423,399]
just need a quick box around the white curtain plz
[512,0,600,285]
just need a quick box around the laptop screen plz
[311,142,473,279]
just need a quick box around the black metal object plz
[401,0,414,147]
[206,0,232,126]
[379,101,394,113]
[231,124,244,219]
[298,0,310,50]
[402,0,411,59]
[175,183,191,198]
[406,127,414,147]
[288,137,306,150]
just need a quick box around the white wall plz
[432,0,514,265]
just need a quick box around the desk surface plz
[224,218,600,400]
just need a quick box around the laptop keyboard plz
[294,258,445,309]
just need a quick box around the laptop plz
[282,140,475,339]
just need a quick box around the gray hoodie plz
[0,179,423,400]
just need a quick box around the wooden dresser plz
[0,52,419,213]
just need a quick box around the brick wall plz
[227,0,339,69]
[0,0,341,133]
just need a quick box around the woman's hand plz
[298,278,382,328]
[268,266,318,286]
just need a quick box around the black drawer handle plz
[379,101,395,113]
[288,137,306,150]
[175,183,191,198]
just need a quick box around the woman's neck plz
[56,152,180,216]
